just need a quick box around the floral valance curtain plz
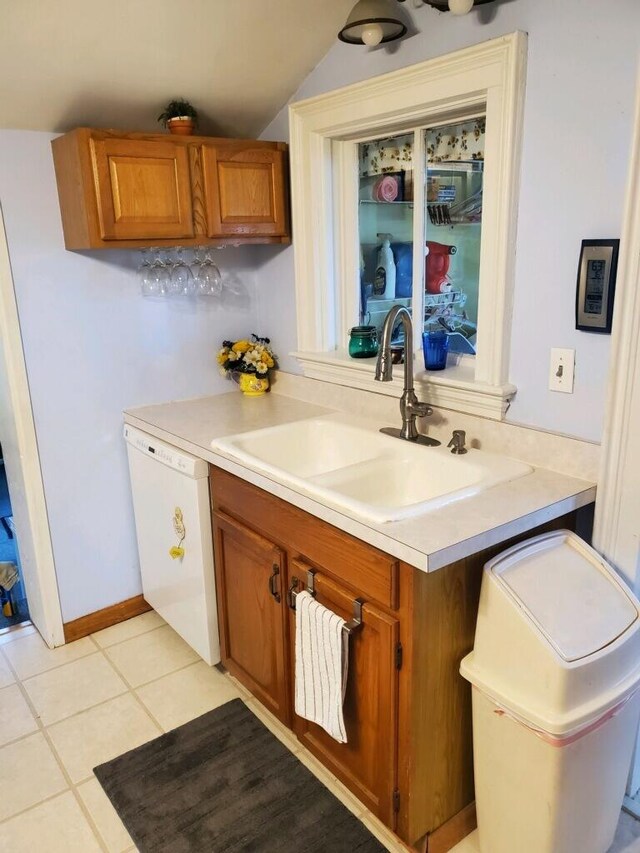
[359,133,413,178]
[427,119,485,163]
[359,119,486,177]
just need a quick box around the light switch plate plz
[549,348,575,393]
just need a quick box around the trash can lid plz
[491,531,638,662]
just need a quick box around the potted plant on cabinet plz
[157,99,199,136]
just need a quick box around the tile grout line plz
[2,652,371,850]
[130,687,174,737]
[1,619,390,849]
[0,617,166,681]
[102,647,205,692]
[1,635,211,771]
[126,665,258,741]
[96,636,208,733]
[0,637,110,851]
[0,622,179,850]
[8,621,371,840]
[8,620,183,729]
[0,618,212,850]
[3,625,358,785]
[3,642,97,681]
[131,666,249,735]
[19,683,130,735]
[90,619,167,652]
[45,641,165,783]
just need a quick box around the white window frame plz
[289,32,527,420]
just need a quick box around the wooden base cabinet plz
[210,466,577,851]
[291,562,400,827]
[51,128,290,250]
[213,511,289,725]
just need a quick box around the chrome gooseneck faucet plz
[375,305,440,446]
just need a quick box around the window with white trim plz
[289,33,527,420]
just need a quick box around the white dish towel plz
[294,590,349,744]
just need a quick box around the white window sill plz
[292,349,516,420]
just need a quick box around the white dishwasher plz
[124,424,220,665]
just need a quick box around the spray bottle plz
[374,233,396,299]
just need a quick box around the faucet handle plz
[413,401,432,418]
[447,429,467,454]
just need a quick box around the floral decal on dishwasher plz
[169,507,185,560]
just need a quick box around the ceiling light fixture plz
[339,0,496,46]
[448,0,475,13]
[338,0,408,46]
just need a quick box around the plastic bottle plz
[373,233,396,299]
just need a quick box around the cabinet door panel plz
[290,562,399,827]
[202,144,288,237]
[213,510,289,724]
[90,138,194,240]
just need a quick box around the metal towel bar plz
[287,569,364,636]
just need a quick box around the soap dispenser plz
[374,233,396,299]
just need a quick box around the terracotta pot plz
[237,373,269,397]
[167,117,195,136]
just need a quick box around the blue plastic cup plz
[422,330,449,371]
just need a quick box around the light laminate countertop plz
[124,392,596,572]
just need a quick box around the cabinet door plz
[90,137,194,241]
[201,143,288,238]
[290,561,400,828]
[213,510,289,724]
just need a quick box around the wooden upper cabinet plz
[90,137,194,242]
[51,128,290,249]
[201,142,289,239]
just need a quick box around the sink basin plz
[211,416,533,524]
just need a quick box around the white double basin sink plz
[210,415,533,525]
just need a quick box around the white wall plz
[257,0,640,442]
[0,130,260,622]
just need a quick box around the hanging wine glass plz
[164,248,181,297]
[146,247,170,296]
[170,246,196,296]
[197,248,222,296]
[138,248,154,296]
[191,247,205,281]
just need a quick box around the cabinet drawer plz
[210,467,399,610]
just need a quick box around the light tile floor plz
[450,815,640,853]
[0,615,638,853]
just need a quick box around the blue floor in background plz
[0,461,29,628]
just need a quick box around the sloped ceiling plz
[0,0,355,138]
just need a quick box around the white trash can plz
[460,530,640,853]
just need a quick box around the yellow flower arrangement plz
[218,334,278,378]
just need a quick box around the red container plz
[426,241,457,294]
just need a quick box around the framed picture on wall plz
[575,239,620,333]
